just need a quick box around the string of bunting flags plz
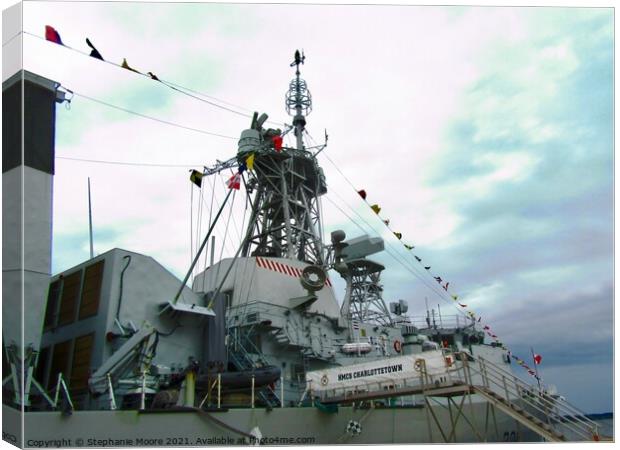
[356,188,543,383]
[42,24,286,187]
[44,25,165,81]
[41,24,292,130]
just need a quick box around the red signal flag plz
[45,25,63,45]
[227,173,241,190]
[272,135,283,151]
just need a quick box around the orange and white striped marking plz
[255,257,332,286]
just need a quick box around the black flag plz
[86,38,104,60]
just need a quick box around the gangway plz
[307,351,600,442]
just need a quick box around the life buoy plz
[414,360,423,372]
[393,340,402,353]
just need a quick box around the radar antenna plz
[286,49,312,150]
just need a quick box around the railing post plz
[107,373,117,410]
[217,373,221,409]
[251,375,255,409]
[140,370,147,410]
[502,375,510,406]
[461,354,469,385]
[480,359,489,388]
[53,373,61,408]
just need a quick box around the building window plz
[79,260,105,320]
[58,271,82,326]
[43,280,62,330]
[48,340,71,390]
[69,333,94,394]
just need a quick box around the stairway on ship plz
[312,352,601,443]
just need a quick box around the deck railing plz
[461,354,600,441]
[307,350,600,441]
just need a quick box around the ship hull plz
[4,402,539,447]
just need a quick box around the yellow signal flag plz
[451,294,458,300]
[121,58,141,73]
[370,204,381,214]
[394,232,402,240]
[246,153,255,171]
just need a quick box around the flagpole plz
[531,347,542,392]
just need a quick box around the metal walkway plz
[312,352,600,442]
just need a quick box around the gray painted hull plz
[4,403,538,447]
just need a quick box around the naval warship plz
[2,52,602,447]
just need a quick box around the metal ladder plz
[227,326,281,408]
[455,353,600,442]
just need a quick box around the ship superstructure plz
[1,53,603,446]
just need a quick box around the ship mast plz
[233,50,325,264]
[286,49,311,151]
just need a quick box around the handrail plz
[478,361,596,438]
[304,349,598,441]
[227,328,281,408]
[471,359,592,438]
[473,355,591,423]
[467,354,599,440]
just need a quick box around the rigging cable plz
[304,130,469,318]
[212,177,239,293]
[198,172,244,258]
[201,175,218,292]
[170,183,236,306]
[24,30,288,128]
[194,176,206,277]
[2,30,22,47]
[202,180,236,260]
[66,90,237,140]
[228,171,254,313]
[312,143,537,379]
[328,189,462,315]
[190,181,194,284]
[326,184,450,301]
[323,194,459,313]
[56,156,205,168]
[216,172,244,244]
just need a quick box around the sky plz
[16,2,613,413]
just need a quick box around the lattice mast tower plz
[238,50,326,264]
